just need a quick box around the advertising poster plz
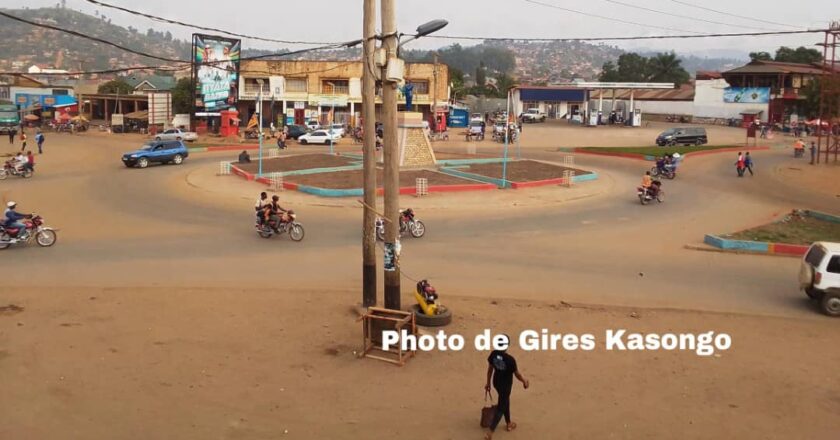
[723,87,770,104]
[193,34,241,116]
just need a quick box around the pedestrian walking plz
[744,152,754,176]
[19,130,27,153]
[759,124,767,138]
[810,141,817,164]
[7,129,14,145]
[484,337,529,440]
[735,152,745,177]
[35,130,44,154]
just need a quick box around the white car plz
[327,124,346,137]
[305,120,320,130]
[298,130,341,145]
[799,241,840,316]
[155,128,198,142]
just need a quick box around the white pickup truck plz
[521,108,546,123]
[799,241,840,316]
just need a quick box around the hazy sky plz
[4,0,838,57]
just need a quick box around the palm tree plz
[646,52,689,87]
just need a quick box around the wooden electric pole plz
[381,0,401,310]
[361,0,377,307]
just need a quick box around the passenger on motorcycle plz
[641,171,661,197]
[655,156,667,174]
[255,192,268,225]
[3,201,32,239]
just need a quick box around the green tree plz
[494,73,517,97]
[646,52,690,86]
[599,61,620,82]
[749,51,773,61]
[774,46,822,64]
[98,78,133,95]
[476,61,487,87]
[171,78,193,114]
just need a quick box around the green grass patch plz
[579,145,737,156]
[727,213,840,245]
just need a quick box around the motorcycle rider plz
[641,171,660,198]
[3,201,32,239]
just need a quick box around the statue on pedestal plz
[401,81,414,111]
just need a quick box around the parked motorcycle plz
[0,161,33,180]
[0,214,57,249]
[637,182,664,205]
[255,210,305,241]
[375,208,426,241]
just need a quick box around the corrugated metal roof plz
[723,60,824,75]
[591,82,694,101]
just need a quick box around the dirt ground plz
[729,211,840,244]
[287,168,476,189]
[465,160,591,182]
[2,287,839,440]
[236,154,356,174]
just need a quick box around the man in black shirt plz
[484,340,529,439]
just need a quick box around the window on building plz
[53,89,69,96]
[408,80,429,94]
[286,78,307,93]
[321,80,349,95]
[244,78,270,95]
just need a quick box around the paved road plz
[1,133,835,319]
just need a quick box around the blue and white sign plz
[723,87,770,104]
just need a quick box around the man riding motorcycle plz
[263,195,288,233]
[3,201,32,239]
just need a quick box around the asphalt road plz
[1,132,836,319]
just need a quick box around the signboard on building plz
[148,93,172,126]
[192,34,241,117]
[723,87,770,104]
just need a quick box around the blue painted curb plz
[436,158,507,166]
[573,172,599,183]
[439,167,509,187]
[806,210,840,224]
[704,234,769,252]
[295,184,364,197]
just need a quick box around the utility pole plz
[433,52,438,132]
[381,0,401,310]
[361,0,377,307]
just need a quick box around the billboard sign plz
[192,34,241,117]
[723,87,770,104]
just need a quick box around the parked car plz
[285,124,310,139]
[656,127,708,146]
[799,241,840,316]
[298,130,341,145]
[122,140,189,168]
[305,120,320,130]
[521,108,547,123]
[154,128,198,142]
[327,123,346,137]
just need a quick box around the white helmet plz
[672,153,681,159]
[6,201,16,208]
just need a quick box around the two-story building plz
[237,59,449,127]
[721,60,824,124]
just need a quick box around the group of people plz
[7,129,46,154]
[7,151,35,174]
[735,152,754,177]
[655,152,681,175]
[254,192,289,232]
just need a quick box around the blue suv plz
[122,140,189,168]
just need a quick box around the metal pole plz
[330,99,335,154]
[258,86,263,176]
[381,0,401,310]
[501,88,510,188]
[361,0,377,307]
[433,52,438,132]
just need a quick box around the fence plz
[219,161,231,175]
[562,170,575,187]
[563,155,575,168]
[415,178,428,197]
[269,172,284,191]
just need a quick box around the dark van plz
[656,127,708,146]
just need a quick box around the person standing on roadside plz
[484,337,529,440]
[7,129,14,145]
[810,141,817,165]
[35,130,44,154]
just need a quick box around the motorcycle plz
[0,214,57,249]
[255,210,305,241]
[375,208,426,241]
[650,165,676,180]
[0,161,33,180]
[637,182,664,205]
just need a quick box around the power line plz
[523,0,703,34]
[600,0,781,32]
[419,28,825,43]
[0,10,184,63]
[667,0,800,29]
[84,0,338,46]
